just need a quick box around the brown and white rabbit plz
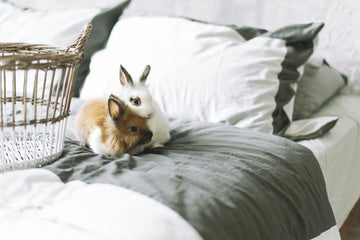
[119,65,170,148]
[75,94,153,156]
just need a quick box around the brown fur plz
[75,95,152,156]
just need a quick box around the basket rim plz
[0,43,82,62]
[0,23,92,68]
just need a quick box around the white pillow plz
[0,2,100,47]
[81,16,323,134]
[0,2,101,102]
[5,0,122,10]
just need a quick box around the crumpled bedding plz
[41,100,339,240]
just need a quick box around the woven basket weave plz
[0,23,91,172]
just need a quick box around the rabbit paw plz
[150,143,164,149]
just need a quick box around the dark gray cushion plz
[293,58,347,120]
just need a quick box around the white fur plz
[146,101,171,148]
[123,84,171,148]
[126,85,154,118]
[88,127,114,156]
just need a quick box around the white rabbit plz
[119,65,171,148]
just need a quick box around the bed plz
[1,1,359,240]
[298,93,360,231]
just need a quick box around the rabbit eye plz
[130,126,138,132]
[130,97,141,106]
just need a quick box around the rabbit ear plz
[119,65,134,87]
[139,65,151,84]
[108,94,126,120]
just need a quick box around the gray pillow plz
[293,58,347,120]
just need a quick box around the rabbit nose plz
[145,132,153,139]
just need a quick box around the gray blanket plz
[45,104,336,240]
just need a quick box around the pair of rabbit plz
[75,65,170,156]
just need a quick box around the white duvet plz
[0,169,203,240]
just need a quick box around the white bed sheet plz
[298,93,360,227]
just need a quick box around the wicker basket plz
[0,23,91,172]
